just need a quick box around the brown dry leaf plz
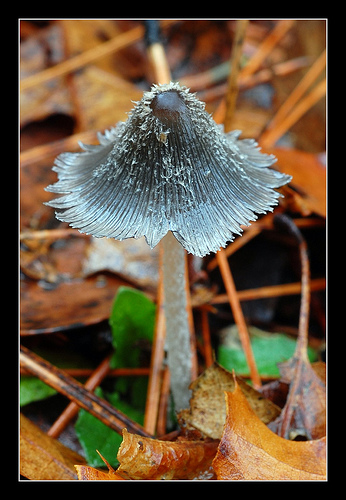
[261,214,326,441]
[265,208,326,441]
[70,66,143,131]
[61,19,122,74]
[178,363,281,439]
[62,19,143,131]
[82,236,159,292]
[260,361,325,410]
[268,356,326,440]
[21,273,127,334]
[75,466,125,480]
[212,382,326,481]
[75,451,125,481]
[264,147,326,217]
[20,24,73,127]
[116,429,219,480]
[20,413,86,480]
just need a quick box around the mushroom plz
[45,82,291,410]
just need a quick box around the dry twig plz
[47,354,112,438]
[260,78,326,148]
[216,249,261,389]
[20,345,152,438]
[20,25,144,92]
[260,49,326,148]
[224,19,249,132]
[240,19,295,80]
[144,277,166,435]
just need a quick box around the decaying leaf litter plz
[20,19,326,481]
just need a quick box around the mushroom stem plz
[145,20,196,411]
[161,231,196,411]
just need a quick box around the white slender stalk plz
[161,231,193,411]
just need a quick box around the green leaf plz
[75,387,144,468]
[20,377,57,406]
[109,286,156,369]
[217,325,318,377]
[76,287,154,467]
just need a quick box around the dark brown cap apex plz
[45,82,291,257]
[150,89,187,123]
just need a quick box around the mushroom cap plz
[45,82,291,257]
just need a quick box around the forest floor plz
[19,19,326,481]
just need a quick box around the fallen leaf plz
[20,413,86,480]
[265,147,326,218]
[82,237,159,291]
[266,215,326,441]
[268,357,326,440]
[178,363,281,439]
[20,24,73,127]
[71,66,143,131]
[75,451,125,480]
[21,273,127,334]
[116,429,219,480]
[212,382,326,480]
[75,465,125,480]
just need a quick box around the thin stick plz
[212,19,295,126]
[198,57,309,111]
[207,214,323,271]
[21,366,151,377]
[21,21,178,92]
[20,129,99,168]
[20,228,86,241]
[272,214,314,439]
[207,228,262,272]
[48,354,112,438]
[20,345,152,438]
[273,215,310,355]
[143,272,166,435]
[217,21,266,389]
[239,56,310,88]
[20,25,144,92]
[185,255,198,380]
[145,20,172,84]
[240,19,295,80]
[181,56,309,93]
[224,19,249,132]
[211,277,325,304]
[259,78,326,148]
[147,42,172,84]
[200,307,214,368]
[156,367,171,437]
[260,50,326,147]
[216,249,261,389]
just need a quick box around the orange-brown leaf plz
[75,465,125,480]
[75,450,125,480]
[264,147,326,217]
[20,413,86,480]
[212,383,326,481]
[117,429,219,480]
